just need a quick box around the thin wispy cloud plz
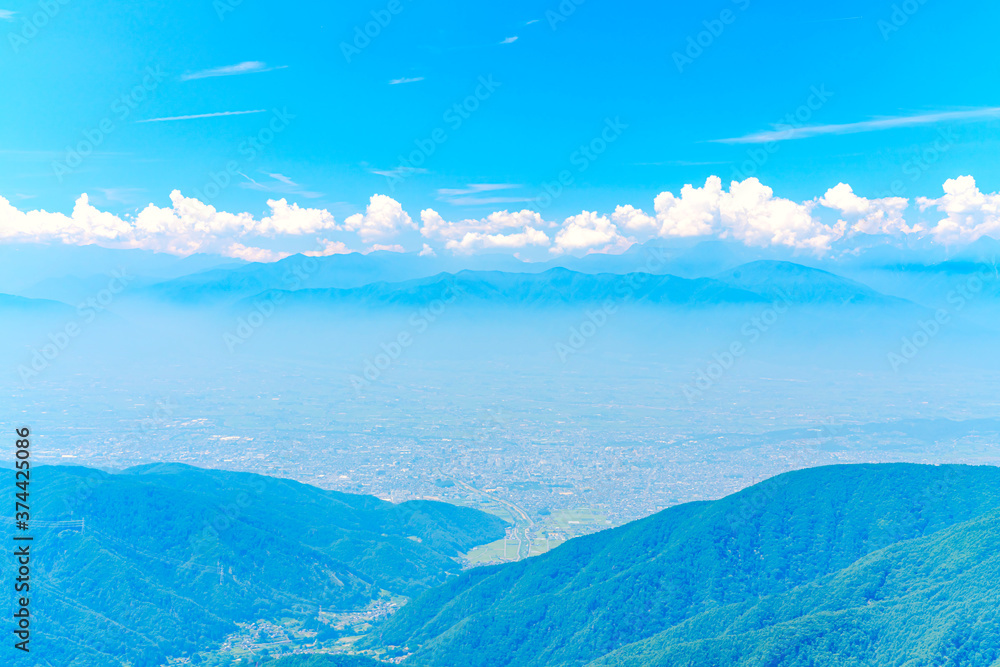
[239,171,324,199]
[716,107,1000,144]
[500,36,519,44]
[0,9,15,20]
[372,166,429,179]
[136,110,267,123]
[180,61,287,81]
[446,196,537,206]
[98,187,147,205]
[438,184,521,196]
[389,77,425,85]
[526,19,539,25]
[437,184,530,206]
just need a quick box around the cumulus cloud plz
[367,244,406,253]
[9,177,1000,262]
[612,204,658,235]
[420,208,551,254]
[818,183,915,236]
[918,175,1000,244]
[0,191,347,259]
[305,239,354,257]
[421,208,547,241]
[344,194,416,243]
[223,243,289,262]
[446,227,550,254]
[256,199,338,236]
[651,176,844,251]
[552,211,631,255]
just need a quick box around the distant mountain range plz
[231,262,919,314]
[5,239,1000,316]
[0,292,75,314]
[6,464,506,667]
[364,463,1000,666]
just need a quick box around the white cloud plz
[181,61,287,81]
[343,194,416,243]
[653,176,843,251]
[612,204,658,235]
[422,209,550,254]
[918,175,1000,244]
[552,211,631,255]
[500,36,519,44]
[818,183,914,236]
[0,191,347,259]
[131,191,258,255]
[223,243,289,262]
[367,244,406,253]
[0,10,15,20]
[421,208,547,241]
[8,178,1000,263]
[446,227,550,254]
[305,240,354,257]
[0,193,132,244]
[389,77,424,85]
[257,199,338,236]
[654,178,725,238]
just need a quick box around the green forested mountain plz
[2,464,506,667]
[364,464,1000,666]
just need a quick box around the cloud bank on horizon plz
[1,175,998,262]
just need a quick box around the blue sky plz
[2,0,1000,259]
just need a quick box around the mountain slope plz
[3,464,507,667]
[714,260,913,306]
[591,507,1000,666]
[365,464,1000,667]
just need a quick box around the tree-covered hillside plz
[365,464,1000,666]
[2,464,507,667]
